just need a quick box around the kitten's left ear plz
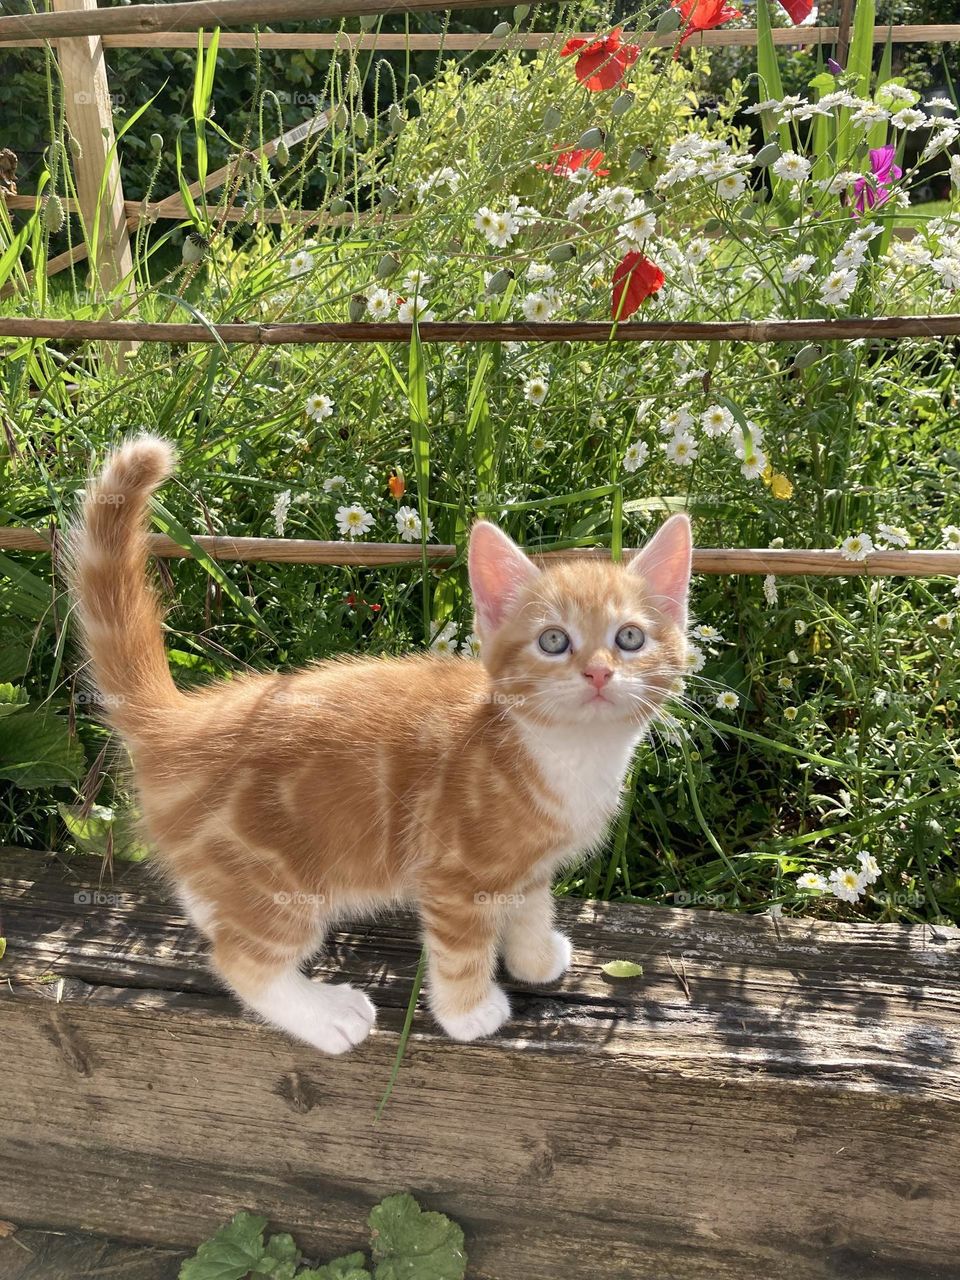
[628,513,692,630]
[469,521,540,637]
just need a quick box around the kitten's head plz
[468,515,691,729]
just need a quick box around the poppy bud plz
[656,7,682,32]
[542,107,563,134]
[485,268,514,295]
[348,294,367,322]
[354,111,369,141]
[577,126,605,150]
[67,132,83,161]
[754,141,781,167]
[42,194,64,233]
[514,3,530,18]
[492,20,511,36]
[376,252,400,279]
[181,231,210,264]
[330,197,352,215]
[380,184,400,210]
[627,148,648,171]
[388,105,406,136]
[359,14,377,29]
[547,242,577,263]
[275,140,290,167]
[456,106,467,127]
[793,344,820,369]
[150,132,163,153]
[611,92,634,117]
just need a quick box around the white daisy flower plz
[829,866,864,904]
[335,504,374,539]
[833,240,868,271]
[527,262,556,283]
[522,291,559,323]
[322,475,346,493]
[685,236,711,266]
[660,406,694,436]
[741,448,768,481]
[715,690,740,711]
[306,392,334,422]
[783,253,817,284]
[398,295,436,324]
[691,624,723,642]
[701,404,734,437]
[366,286,394,320]
[797,871,827,892]
[622,440,649,473]
[763,574,778,606]
[665,433,699,465]
[772,151,812,183]
[685,644,706,673]
[565,190,594,222]
[402,268,432,293]
[932,256,960,290]
[430,620,459,654]
[839,532,874,562]
[616,200,657,248]
[523,373,549,406]
[271,489,292,537]
[891,107,925,130]
[783,706,798,722]
[288,248,313,278]
[395,505,433,542]
[851,102,890,126]
[857,852,881,885]
[933,612,953,631]
[818,268,858,306]
[715,172,747,201]
[461,632,482,658]
[943,525,960,549]
[875,523,910,548]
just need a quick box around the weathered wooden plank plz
[1,849,959,1279]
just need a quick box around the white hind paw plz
[436,985,510,1042]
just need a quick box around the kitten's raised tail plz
[67,435,182,731]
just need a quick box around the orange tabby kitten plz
[68,436,691,1053]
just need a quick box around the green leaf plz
[601,960,644,979]
[179,1212,269,1280]
[0,937,6,962]
[298,1253,371,1280]
[369,1195,466,1280]
[755,0,790,153]
[0,683,29,717]
[0,710,84,788]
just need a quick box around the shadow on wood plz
[1,849,958,1279]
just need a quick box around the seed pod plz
[330,197,352,215]
[793,344,820,369]
[542,107,562,134]
[754,141,781,167]
[354,112,369,141]
[611,91,634,117]
[358,13,377,29]
[492,20,511,36]
[577,126,605,150]
[348,294,367,322]
[485,267,514,296]
[547,242,576,263]
[380,184,400,210]
[42,194,64,234]
[376,252,400,279]
[181,231,210,264]
[656,7,682,33]
[274,140,290,167]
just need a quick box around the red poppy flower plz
[560,27,640,92]
[538,146,610,178]
[778,0,814,22]
[611,252,665,320]
[672,0,743,55]
[388,470,405,499]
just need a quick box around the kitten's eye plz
[538,628,571,655]
[616,625,645,652]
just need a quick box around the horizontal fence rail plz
[4,529,959,577]
[2,24,959,49]
[2,317,960,345]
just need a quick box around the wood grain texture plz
[1,849,959,1279]
[2,527,959,578]
[2,316,960,345]
[2,23,959,48]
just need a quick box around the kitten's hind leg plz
[212,926,376,1055]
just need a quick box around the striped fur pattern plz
[67,436,692,1053]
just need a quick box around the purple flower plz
[869,144,902,185]
[852,145,902,216]
[827,57,843,75]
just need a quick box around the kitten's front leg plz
[419,888,510,1042]
[502,879,573,985]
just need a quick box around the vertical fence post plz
[836,0,857,66]
[53,0,135,363]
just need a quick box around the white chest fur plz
[517,720,642,854]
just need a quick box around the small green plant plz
[178,1194,466,1280]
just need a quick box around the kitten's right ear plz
[468,521,540,636]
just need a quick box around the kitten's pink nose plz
[583,665,613,690]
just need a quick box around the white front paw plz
[436,985,510,1042]
[504,929,573,985]
[309,983,377,1055]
